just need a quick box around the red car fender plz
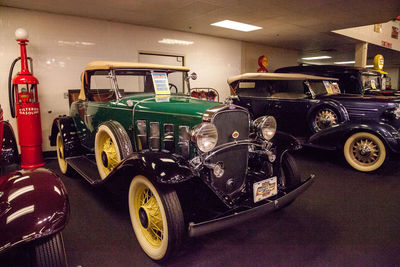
[0,168,69,253]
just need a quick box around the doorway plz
[139,52,186,93]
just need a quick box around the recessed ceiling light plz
[302,56,332,60]
[211,20,262,32]
[365,65,374,68]
[158,38,194,45]
[334,61,355,64]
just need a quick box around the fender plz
[309,120,400,153]
[49,116,82,157]
[0,121,19,171]
[0,168,69,254]
[103,151,196,194]
[306,100,350,131]
[272,130,301,154]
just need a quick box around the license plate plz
[253,177,278,203]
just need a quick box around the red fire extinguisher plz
[8,28,44,169]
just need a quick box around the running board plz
[66,156,102,185]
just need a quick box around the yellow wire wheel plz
[95,125,120,179]
[56,132,69,175]
[128,175,184,261]
[344,132,386,172]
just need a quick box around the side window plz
[270,80,307,99]
[89,71,115,102]
[237,81,273,97]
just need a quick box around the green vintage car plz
[49,61,314,261]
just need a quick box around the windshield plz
[308,80,340,96]
[89,69,188,99]
[361,73,381,90]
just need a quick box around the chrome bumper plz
[188,175,315,237]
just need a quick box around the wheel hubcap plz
[135,186,164,247]
[101,151,108,167]
[58,147,63,159]
[351,137,379,165]
[139,207,149,229]
[99,136,118,175]
[315,109,338,131]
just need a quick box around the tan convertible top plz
[84,61,190,72]
[227,73,338,85]
[79,61,190,100]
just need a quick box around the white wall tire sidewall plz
[344,132,386,172]
[56,132,68,174]
[95,124,122,179]
[128,175,169,261]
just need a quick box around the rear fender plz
[103,151,196,193]
[309,121,400,152]
[0,168,69,254]
[49,116,82,157]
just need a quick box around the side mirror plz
[190,72,197,80]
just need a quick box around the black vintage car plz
[276,65,399,96]
[49,61,314,261]
[229,73,400,172]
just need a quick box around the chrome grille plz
[209,109,249,195]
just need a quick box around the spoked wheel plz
[95,121,132,179]
[344,132,386,172]
[56,132,73,176]
[313,108,338,132]
[128,175,184,262]
[31,232,67,267]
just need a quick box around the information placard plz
[152,72,170,95]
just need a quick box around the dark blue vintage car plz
[276,65,400,96]
[228,73,400,172]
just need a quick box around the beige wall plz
[241,42,299,73]
[386,67,399,90]
[0,7,299,152]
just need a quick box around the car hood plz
[117,93,220,118]
[316,93,400,104]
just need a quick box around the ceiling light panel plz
[334,61,355,64]
[302,56,332,60]
[211,20,262,32]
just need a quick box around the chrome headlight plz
[191,123,218,152]
[254,116,277,140]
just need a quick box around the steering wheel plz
[169,83,178,94]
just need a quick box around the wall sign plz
[391,26,399,39]
[381,41,392,48]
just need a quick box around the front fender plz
[103,151,195,193]
[272,130,301,154]
[309,121,400,152]
[49,116,82,157]
[0,168,69,254]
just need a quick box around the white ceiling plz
[1,0,400,66]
